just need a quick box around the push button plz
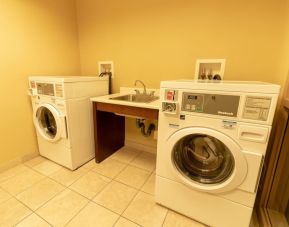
[166,90,175,101]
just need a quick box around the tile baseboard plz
[0,151,39,173]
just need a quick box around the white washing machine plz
[29,76,108,170]
[155,80,280,227]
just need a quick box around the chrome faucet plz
[134,80,147,95]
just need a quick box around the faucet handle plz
[149,91,155,96]
[134,89,140,95]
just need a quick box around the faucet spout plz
[134,80,147,95]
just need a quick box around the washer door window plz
[33,104,63,142]
[173,134,234,184]
[167,127,247,193]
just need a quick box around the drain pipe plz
[136,119,155,137]
[98,71,112,94]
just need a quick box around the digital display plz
[188,95,198,100]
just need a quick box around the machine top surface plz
[29,76,108,83]
[160,80,280,94]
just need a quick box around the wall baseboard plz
[0,151,39,173]
[0,140,157,173]
[125,139,157,154]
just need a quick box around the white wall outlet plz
[98,61,114,78]
[195,59,226,80]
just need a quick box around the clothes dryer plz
[155,80,280,227]
[29,76,108,170]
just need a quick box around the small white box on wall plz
[195,59,226,80]
[98,61,114,78]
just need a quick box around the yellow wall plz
[76,0,289,147]
[1,0,289,165]
[278,0,289,91]
[0,1,80,165]
[76,0,288,89]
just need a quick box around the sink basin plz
[110,94,159,103]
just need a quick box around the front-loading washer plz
[29,76,108,170]
[155,80,280,227]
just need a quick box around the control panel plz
[29,81,64,98]
[181,92,240,117]
[37,83,54,96]
[55,84,63,97]
[161,86,275,123]
[182,94,204,112]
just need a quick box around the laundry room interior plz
[1,0,289,226]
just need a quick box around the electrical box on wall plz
[195,59,226,80]
[98,61,114,78]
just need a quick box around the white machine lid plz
[160,80,280,94]
[29,76,108,83]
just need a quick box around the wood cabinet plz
[92,102,158,163]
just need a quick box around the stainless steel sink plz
[110,94,159,103]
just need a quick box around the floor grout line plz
[0,149,205,227]
[32,212,53,226]
[84,152,152,226]
[89,161,129,180]
[1,154,156,226]
[20,162,72,226]
[0,168,47,192]
[13,211,53,227]
[115,184,144,226]
[161,209,169,227]
[63,178,128,226]
[13,212,34,227]
[61,170,128,225]
[0,167,30,184]
[63,199,90,227]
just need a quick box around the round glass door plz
[33,104,62,142]
[36,106,57,139]
[172,134,235,184]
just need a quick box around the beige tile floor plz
[0,146,214,226]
